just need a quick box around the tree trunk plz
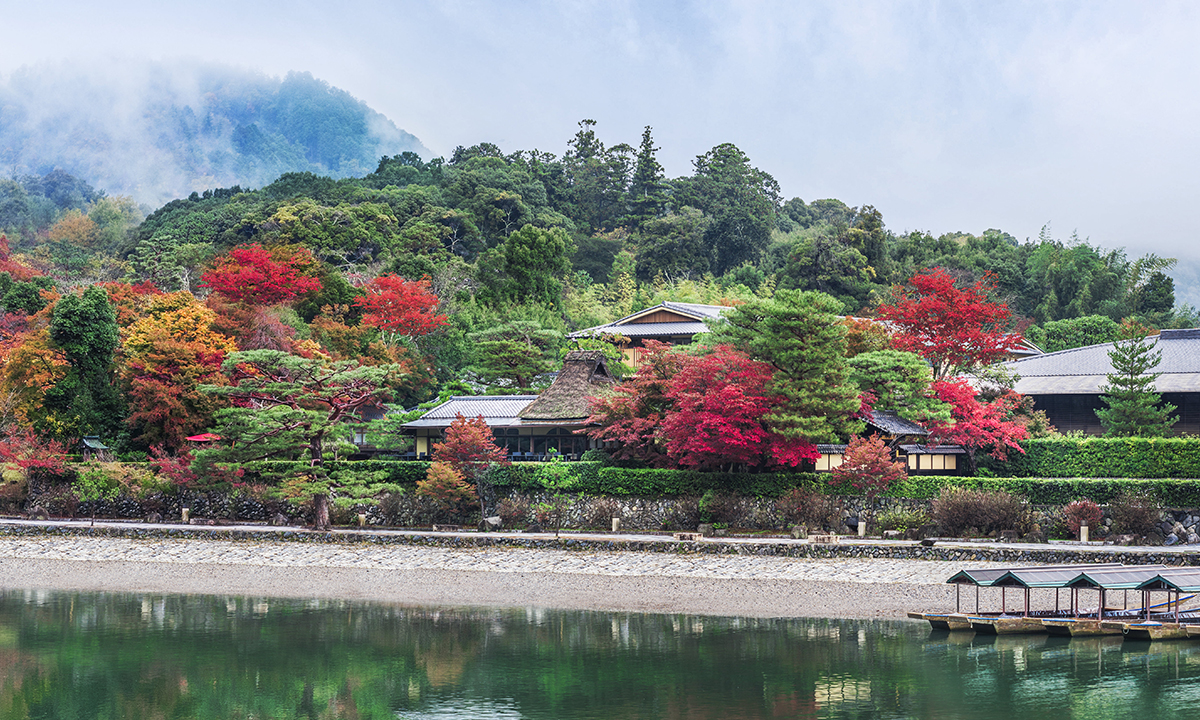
[314,492,331,530]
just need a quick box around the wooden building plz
[1005,328,1200,435]
[568,302,731,366]
[402,351,615,459]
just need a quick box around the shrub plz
[775,486,827,528]
[415,462,477,522]
[978,436,1200,478]
[931,487,1028,537]
[661,496,701,531]
[1062,498,1103,535]
[580,448,612,464]
[496,495,532,528]
[876,509,931,533]
[1109,489,1162,535]
[584,497,622,529]
[698,490,739,524]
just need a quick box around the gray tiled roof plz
[866,411,929,436]
[403,396,537,429]
[572,321,711,339]
[568,302,730,339]
[1005,328,1200,394]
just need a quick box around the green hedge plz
[592,468,822,497]
[890,475,1200,506]
[978,437,1200,478]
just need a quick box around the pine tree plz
[625,125,666,230]
[1095,323,1177,437]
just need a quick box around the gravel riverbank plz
[0,535,1014,618]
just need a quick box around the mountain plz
[0,60,429,207]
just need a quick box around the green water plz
[0,591,1197,719]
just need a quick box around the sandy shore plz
[0,535,998,618]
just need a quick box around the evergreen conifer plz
[1095,323,1177,436]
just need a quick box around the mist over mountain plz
[0,60,429,207]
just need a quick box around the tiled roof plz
[572,321,711,339]
[403,395,537,429]
[1005,328,1200,394]
[866,411,929,436]
[568,302,730,339]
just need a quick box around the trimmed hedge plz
[979,437,1200,478]
[890,475,1200,507]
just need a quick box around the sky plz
[2,1,1199,272]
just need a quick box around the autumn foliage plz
[432,413,509,478]
[416,461,478,520]
[927,379,1029,473]
[0,426,68,475]
[587,342,820,471]
[661,346,820,470]
[354,274,447,337]
[878,268,1024,379]
[200,243,321,305]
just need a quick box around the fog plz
[2,1,1199,287]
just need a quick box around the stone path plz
[0,535,1014,585]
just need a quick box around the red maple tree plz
[660,346,820,470]
[926,379,1029,474]
[200,244,322,305]
[584,340,686,468]
[354,274,448,339]
[877,268,1024,379]
[830,434,907,530]
[432,414,509,477]
[0,425,68,475]
[0,235,40,282]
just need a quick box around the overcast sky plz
[3,1,1199,267]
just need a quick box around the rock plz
[790,524,808,540]
[883,530,902,539]
[145,512,162,523]
[1147,532,1165,546]
[1173,522,1187,537]
[920,538,936,546]
[697,523,715,537]
[27,506,48,521]
[1165,533,1179,546]
[485,516,502,527]
[1189,533,1200,545]
[1104,517,1113,526]
[270,513,289,526]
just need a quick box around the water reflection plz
[0,590,1198,718]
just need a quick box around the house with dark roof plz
[815,411,963,475]
[1005,328,1200,435]
[403,351,615,459]
[569,302,731,366]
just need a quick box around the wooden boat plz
[968,615,1049,635]
[908,612,973,631]
[1042,618,1121,637]
[1120,621,1191,641]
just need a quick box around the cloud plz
[1,0,1198,271]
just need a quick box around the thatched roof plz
[519,351,615,422]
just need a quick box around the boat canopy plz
[1135,569,1200,593]
[1065,566,1169,590]
[947,563,1126,587]
[991,563,1124,588]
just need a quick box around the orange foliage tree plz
[201,243,321,305]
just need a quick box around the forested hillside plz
[0,117,1191,457]
[0,61,428,206]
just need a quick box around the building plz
[1005,328,1200,435]
[402,351,615,459]
[568,302,731,366]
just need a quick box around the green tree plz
[672,143,781,275]
[197,350,404,528]
[624,125,667,230]
[848,350,951,426]
[1028,315,1121,353]
[705,289,862,443]
[476,224,573,308]
[43,286,124,440]
[468,321,563,391]
[634,207,713,282]
[1095,323,1178,437]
